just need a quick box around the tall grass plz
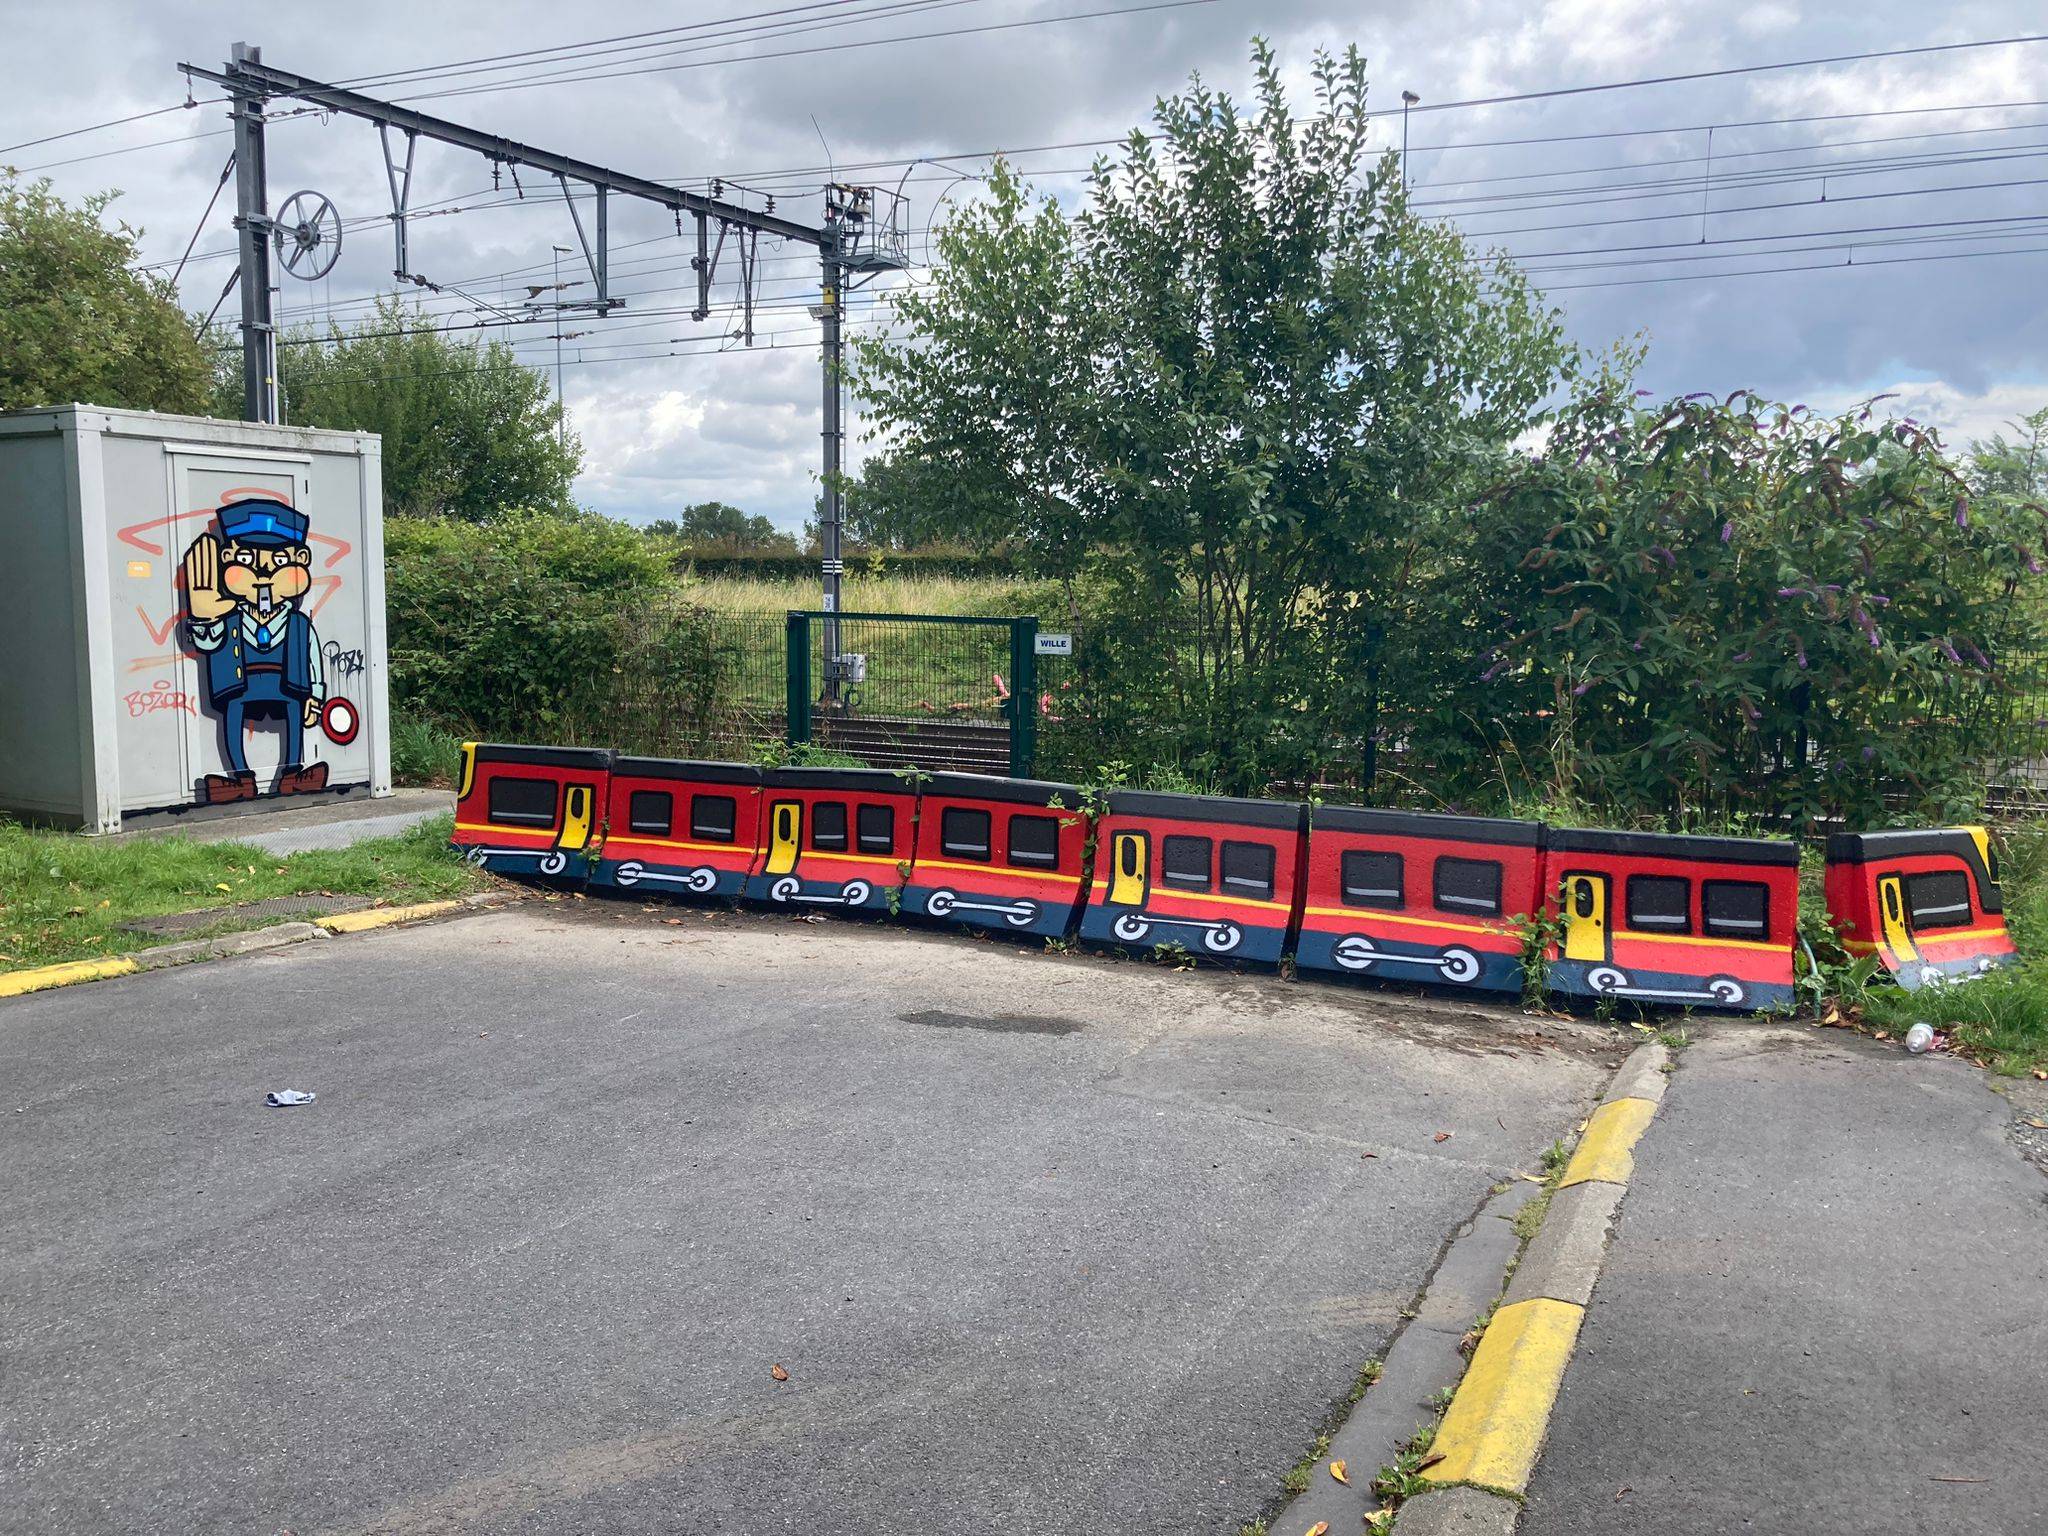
[678,571,1018,616]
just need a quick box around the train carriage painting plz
[591,758,764,899]
[742,767,917,913]
[450,742,610,881]
[1543,829,1800,1012]
[1297,807,1543,995]
[1078,790,1306,963]
[1823,826,2018,990]
[903,773,1089,939]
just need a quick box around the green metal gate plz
[785,610,1039,776]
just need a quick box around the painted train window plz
[1340,850,1404,910]
[1702,879,1769,939]
[1626,875,1691,933]
[1905,870,1973,931]
[941,807,992,861]
[1008,814,1060,868]
[1433,856,1502,917]
[857,804,895,854]
[690,794,736,843]
[488,776,557,828]
[812,802,848,851]
[1160,835,1213,891]
[627,789,673,836]
[1220,841,1276,901]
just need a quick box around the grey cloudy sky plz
[4,0,2046,530]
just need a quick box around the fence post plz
[1010,617,1038,778]
[785,611,812,751]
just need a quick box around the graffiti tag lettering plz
[323,640,367,681]
[125,679,199,717]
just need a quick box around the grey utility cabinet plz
[0,405,391,831]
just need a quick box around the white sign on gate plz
[1034,632,1074,657]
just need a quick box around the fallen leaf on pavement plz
[1518,1172,1544,1183]
[1363,1515,1392,1532]
[2022,1117,2047,1130]
[1417,1451,1445,1471]
[1303,1523,1329,1536]
[770,1364,789,1382]
[2034,1069,2047,1081]
[1330,1460,1348,1484]
[1433,1131,1453,1143]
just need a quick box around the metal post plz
[785,611,813,750]
[229,42,277,423]
[552,244,571,446]
[1401,90,1420,193]
[1010,618,1039,778]
[819,252,845,698]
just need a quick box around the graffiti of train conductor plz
[181,497,330,803]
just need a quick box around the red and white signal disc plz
[321,696,360,744]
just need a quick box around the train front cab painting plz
[1823,826,2017,990]
[742,767,916,913]
[904,773,1088,939]
[591,759,763,899]
[1297,807,1542,994]
[451,742,611,880]
[1544,829,1799,1012]
[1078,790,1305,962]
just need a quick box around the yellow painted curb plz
[1559,1095,1657,1189]
[0,956,141,999]
[1424,1296,1585,1492]
[317,900,463,935]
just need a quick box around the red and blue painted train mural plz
[451,743,2019,1012]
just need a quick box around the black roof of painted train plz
[764,766,917,795]
[1312,804,1542,847]
[473,742,613,771]
[920,772,1082,806]
[1823,828,1982,863]
[611,757,761,786]
[1105,789,1306,832]
[1546,826,1799,866]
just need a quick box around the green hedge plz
[674,547,1021,581]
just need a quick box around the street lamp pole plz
[1401,90,1420,192]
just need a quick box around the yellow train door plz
[1561,873,1611,962]
[558,783,596,851]
[765,801,803,875]
[1876,874,1920,966]
[1107,830,1150,906]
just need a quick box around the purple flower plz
[1650,546,1676,567]
[1741,699,1762,724]
[1634,389,1654,398]
[1777,586,1808,599]
[1720,521,1734,543]
[1862,746,1877,761]
[1867,594,1890,606]
[1941,639,1963,664]
[1480,661,1506,682]
[1967,644,1990,668]
[2029,553,2044,576]
[1732,651,1753,663]
[1955,498,1971,529]
[1795,646,1809,670]
[1573,680,1593,696]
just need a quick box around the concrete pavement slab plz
[0,903,1622,1536]
[1519,1023,2048,1536]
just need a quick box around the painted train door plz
[765,801,803,876]
[559,783,596,852]
[1107,830,1150,906]
[1875,873,1921,967]
[1561,872,1611,962]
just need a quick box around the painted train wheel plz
[769,876,801,903]
[1203,922,1243,955]
[539,850,568,876]
[1003,901,1040,928]
[1586,965,1628,995]
[615,861,644,887]
[1111,912,1151,943]
[841,880,873,906]
[926,889,958,919]
[1706,976,1745,1007]
[685,866,718,895]
[1439,947,1482,986]
[1332,935,1376,972]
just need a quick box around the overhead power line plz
[0,98,218,156]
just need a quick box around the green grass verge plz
[0,813,490,973]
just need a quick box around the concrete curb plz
[0,890,519,1002]
[1398,1040,1672,1532]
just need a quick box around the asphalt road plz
[2,901,1619,1536]
[1520,1024,2048,1536]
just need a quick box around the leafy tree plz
[853,42,1572,791]
[212,298,581,520]
[840,452,1018,550]
[1968,405,2048,506]
[645,501,798,552]
[1434,388,2048,825]
[0,173,211,413]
